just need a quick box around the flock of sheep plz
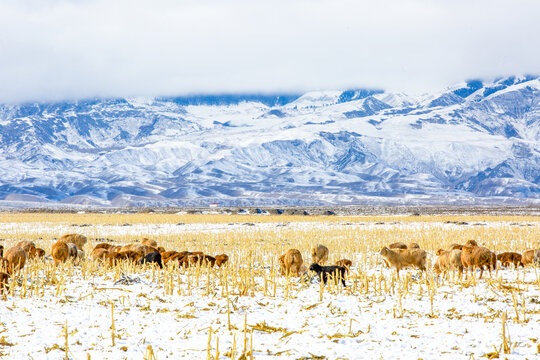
[279,241,540,284]
[1,234,540,294]
[379,240,540,279]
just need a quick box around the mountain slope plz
[0,76,539,206]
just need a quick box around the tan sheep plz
[379,247,427,276]
[448,243,463,251]
[215,254,229,267]
[4,246,27,274]
[279,249,303,276]
[461,243,496,279]
[51,241,69,265]
[433,249,463,276]
[58,234,87,250]
[311,244,329,265]
[407,243,420,249]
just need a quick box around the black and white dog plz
[309,263,346,286]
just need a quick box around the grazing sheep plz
[309,263,346,286]
[433,249,463,275]
[521,250,536,265]
[379,247,427,276]
[138,252,163,268]
[388,242,408,250]
[497,252,523,269]
[94,243,114,251]
[311,244,329,265]
[14,240,37,259]
[448,243,463,251]
[335,259,352,274]
[278,249,303,276]
[215,254,229,267]
[35,248,46,258]
[0,272,9,294]
[58,234,87,250]
[51,241,69,265]
[141,238,158,248]
[408,243,420,249]
[188,254,216,268]
[4,246,27,274]
[461,243,496,279]
[91,248,110,261]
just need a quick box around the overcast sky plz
[1,0,539,103]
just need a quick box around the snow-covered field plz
[1,219,539,359]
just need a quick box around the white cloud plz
[0,0,539,103]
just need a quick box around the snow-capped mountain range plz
[0,76,539,207]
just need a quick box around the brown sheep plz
[388,242,407,250]
[35,248,46,258]
[407,243,420,249]
[335,259,352,274]
[118,250,144,262]
[91,248,110,261]
[0,272,9,295]
[379,247,427,276]
[461,243,496,279]
[94,243,114,251]
[51,241,69,265]
[4,246,27,274]
[521,250,536,265]
[14,240,37,259]
[0,244,3,258]
[188,254,216,267]
[141,238,157,248]
[433,249,463,275]
[448,243,463,251]
[215,254,229,267]
[58,234,87,250]
[311,244,329,265]
[161,251,180,262]
[497,252,523,269]
[279,249,303,276]
[156,246,166,253]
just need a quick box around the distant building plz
[209,203,219,208]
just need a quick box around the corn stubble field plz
[0,212,539,359]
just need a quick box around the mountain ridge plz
[0,76,539,207]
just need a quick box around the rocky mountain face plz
[0,76,539,206]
